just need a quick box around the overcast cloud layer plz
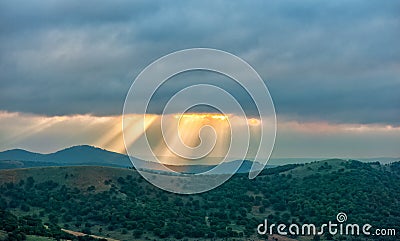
[1,0,399,125]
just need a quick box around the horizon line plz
[1,144,399,161]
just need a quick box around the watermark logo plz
[257,212,396,237]
[122,48,276,194]
[336,212,347,223]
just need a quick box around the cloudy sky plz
[0,0,399,159]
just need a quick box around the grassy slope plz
[0,166,137,192]
[0,160,399,241]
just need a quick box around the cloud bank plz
[0,0,399,126]
[1,111,399,158]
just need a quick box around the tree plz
[25,177,35,190]
[133,229,143,238]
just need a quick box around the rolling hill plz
[0,145,132,168]
[0,160,399,240]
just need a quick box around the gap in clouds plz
[0,111,399,160]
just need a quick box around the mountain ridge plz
[0,145,132,167]
[0,145,268,174]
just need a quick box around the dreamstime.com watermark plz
[257,212,396,237]
[123,48,276,194]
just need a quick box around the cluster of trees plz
[0,160,399,240]
[0,209,80,240]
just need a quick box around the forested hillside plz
[0,160,399,241]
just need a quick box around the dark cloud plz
[0,0,399,125]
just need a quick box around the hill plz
[0,146,270,174]
[0,160,399,241]
[0,145,132,168]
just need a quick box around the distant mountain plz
[0,145,132,167]
[358,157,400,164]
[163,159,268,174]
[267,157,400,166]
[0,149,45,162]
[0,145,271,173]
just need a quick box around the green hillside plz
[0,160,399,241]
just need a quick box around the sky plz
[0,0,399,159]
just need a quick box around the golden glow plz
[1,111,400,162]
[174,113,229,121]
[176,113,230,148]
[248,118,260,126]
[150,113,231,160]
[95,116,124,153]
[122,114,158,152]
